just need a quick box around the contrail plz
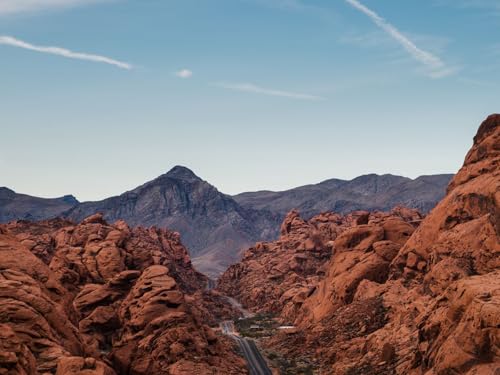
[214,82,325,100]
[345,0,447,75]
[0,35,132,70]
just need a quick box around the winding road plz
[220,321,273,375]
[208,278,272,374]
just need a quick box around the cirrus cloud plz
[0,35,132,69]
[213,82,325,100]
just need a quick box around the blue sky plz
[1,0,498,201]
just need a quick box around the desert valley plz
[1,1,499,374]
[0,115,498,374]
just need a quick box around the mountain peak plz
[165,165,199,180]
[61,195,79,205]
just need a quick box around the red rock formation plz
[265,115,499,374]
[218,207,422,324]
[0,215,246,374]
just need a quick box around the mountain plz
[63,166,280,277]
[0,187,78,222]
[0,169,452,277]
[234,173,453,217]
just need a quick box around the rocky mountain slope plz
[1,168,451,277]
[0,214,246,375]
[0,187,78,222]
[234,173,453,217]
[219,114,500,374]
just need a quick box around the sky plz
[1,0,498,202]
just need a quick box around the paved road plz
[209,281,271,373]
[220,321,273,375]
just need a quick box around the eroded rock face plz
[0,216,246,375]
[300,212,418,324]
[264,115,500,374]
[391,113,500,288]
[218,207,422,324]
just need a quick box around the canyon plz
[0,115,497,374]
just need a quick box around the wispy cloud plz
[213,82,324,100]
[0,35,132,70]
[175,69,193,78]
[0,0,108,15]
[345,0,452,78]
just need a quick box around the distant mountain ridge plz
[234,173,454,218]
[0,168,453,276]
[0,187,78,223]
